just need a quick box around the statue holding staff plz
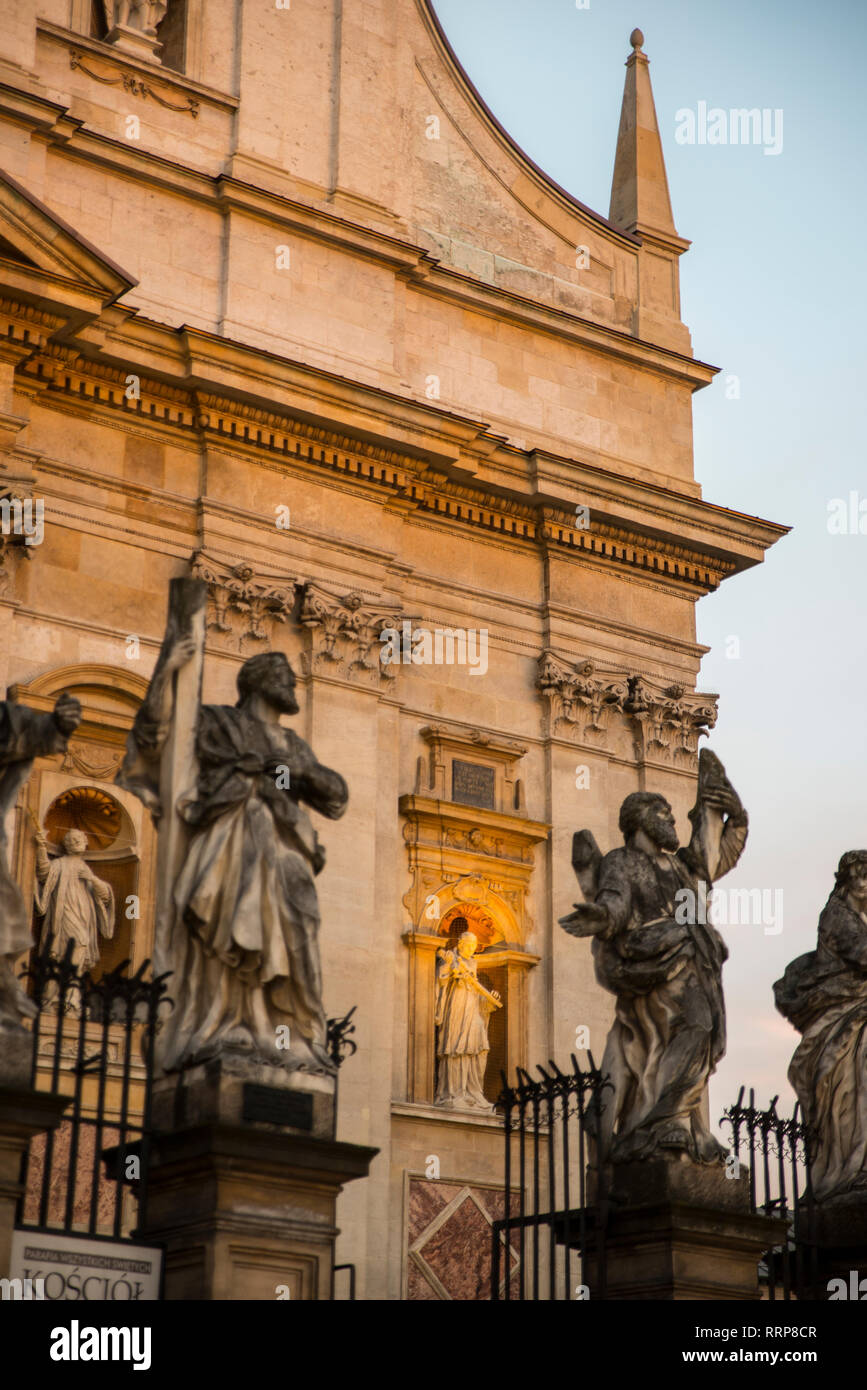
[117,578,348,1075]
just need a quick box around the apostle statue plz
[110,1,167,36]
[117,579,348,1075]
[0,692,81,1029]
[560,749,748,1165]
[33,827,115,972]
[434,928,502,1111]
[774,850,867,1203]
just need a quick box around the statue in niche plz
[434,927,502,1111]
[774,850,867,1203]
[33,826,115,973]
[560,749,748,1165]
[111,1,168,35]
[117,580,348,1075]
[0,692,81,1030]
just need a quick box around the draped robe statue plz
[109,1,167,35]
[774,850,867,1203]
[560,749,748,1165]
[33,828,115,972]
[117,582,348,1075]
[0,692,81,1028]
[434,930,501,1111]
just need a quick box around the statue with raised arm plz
[560,748,748,1165]
[774,850,867,1203]
[434,929,502,1111]
[33,827,115,972]
[117,579,348,1075]
[0,691,81,1030]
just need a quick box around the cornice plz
[12,325,782,597]
[399,794,550,848]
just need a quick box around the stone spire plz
[609,29,680,246]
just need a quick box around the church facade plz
[0,1,783,1299]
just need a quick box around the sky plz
[432,0,867,1127]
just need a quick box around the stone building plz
[0,2,783,1298]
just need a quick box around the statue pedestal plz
[802,1197,867,1296]
[587,1157,786,1300]
[105,25,164,65]
[138,1060,377,1300]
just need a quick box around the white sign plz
[8,1231,162,1301]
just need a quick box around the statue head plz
[834,850,867,910]
[457,931,478,959]
[619,791,679,852]
[62,829,88,856]
[236,651,299,716]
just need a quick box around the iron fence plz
[721,1086,817,1301]
[491,1056,610,1300]
[16,936,170,1244]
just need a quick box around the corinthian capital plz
[190,552,298,651]
[625,676,718,767]
[537,651,628,745]
[299,583,404,687]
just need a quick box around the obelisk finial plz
[630,28,645,55]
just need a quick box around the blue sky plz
[433,0,867,1122]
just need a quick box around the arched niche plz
[9,663,153,974]
[403,873,539,1108]
[34,784,140,980]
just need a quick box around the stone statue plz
[117,581,348,1075]
[112,0,168,35]
[434,929,501,1111]
[774,850,867,1203]
[560,748,748,1165]
[33,827,115,972]
[0,692,81,1030]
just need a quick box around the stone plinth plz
[152,1054,337,1142]
[800,1197,867,1296]
[105,25,164,64]
[138,1062,377,1300]
[0,1082,69,1279]
[586,1157,786,1300]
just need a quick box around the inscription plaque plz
[242,1083,314,1131]
[452,760,496,810]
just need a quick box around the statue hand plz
[560,901,610,938]
[701,785,742,817]
[52,692,82,736]
[164,635,197,674]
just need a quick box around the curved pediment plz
[417,0,635,249]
